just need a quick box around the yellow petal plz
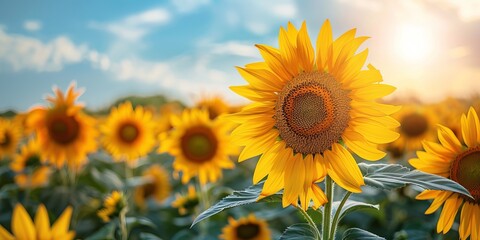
[471,204,480,240]
[35,204,52,240]
[296,21,315,72]
[437,196,462,233]
[0,225,14,240]
[238,130,278,162]
[343,135,386,160]
[278,26,298,75]
[350,101,401,117]
[330,28,357,71]
[13,204,36,240]
[236,66,283,91]
[415,190,441,200]
[344,64,383,89]
[349,84,396,101]
[255,44,292,81]
[51,206,73,239]
[316,19,333,71]
[425,191,453,214]
[459,202,472,240]
[326,144,364,193]
[422,140,457,159]
[462,107,480,148]
[283,154,305,207]
[253,143,283,183]
[337,49,368,83]
[259,148,290,199]
[332,36,369,75]
[437,125,462,153]
[352,123,399,144]
[230,85,277,102]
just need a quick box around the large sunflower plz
[100,102,156,164]
[0,117,22,160]
[219,214,271,240]
[159,108,237,185]
[409,107,480,240]
[229,20,399,210]
[26,83,98,170]
[134,164,171,208]
[10,139,50,188]
[0,204,74,240]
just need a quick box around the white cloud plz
[90,8,171,42]
[23,20,42,32]
[209,41,258,58]
[0,28,87,72]
[171,0,210,13]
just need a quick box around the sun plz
[394,24,434,63]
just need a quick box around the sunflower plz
[195,95,231,120]
[134,164,171,208]
[219,214,271,240]
[409,107,480,240]
[26,83,98,170]
[0,204,74,240]
[432,97,467,142]
[10,139,50,188]
[159,108,237,185]
[97,191,126,222]
[0,117,22,160]
[155,102,183,134]
[100,101,156,164]
[228,20,399,210]
[391,104,438,151]
[172,185,200,215]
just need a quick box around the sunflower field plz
[1,19,480,240]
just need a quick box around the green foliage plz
[279,223,316,240]
[343,228,385,240]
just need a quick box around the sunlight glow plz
[394,24,434,63]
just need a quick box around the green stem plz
[197,179,210,237]
[294,205,321,240]
[119,206,129,240]
[322,176,334,240]
[329,192,352,240]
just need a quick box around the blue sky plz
[1,0,480,112]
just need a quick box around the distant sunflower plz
[26,83,98,170]
[97,191,126,222]
[100,102,156,164]
[155,102,183,134]
[392,105,437,151]
[432,97,467,142]
[410,107,480,240]
[228,20,399,210]
[0,117,22,160]
[10,140,50,188]
[219,214,271,240]
[134,165,171,208]
[195,95,230,120]
[171,185,199,215]
[159,108,237,185]
[0,204,74,240]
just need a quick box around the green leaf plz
[139,232,163,240]
[332,200,379,222]
[126,217,157,232]
[279,223,316,240]
[85,222,116,240]
[359,163,473,199]
[342,228,385,240]
[192,181,281,226]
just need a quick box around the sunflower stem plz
[294,204,321,239]
[322,175,334,240]
[119,206,129,240]
[329,191,352,240]
[196,179,210,237]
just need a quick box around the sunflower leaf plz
[331,200,379,222]
[191,181,281,227]
[279,223,316,240]
[359,163,473,199]
[342,228,385,240]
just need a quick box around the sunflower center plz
[25,154,41,167]
[180,126,218,163]
[48,115,80,145]
[275,71,351,154]
[236,223,260,239]
[142,182,157,198]
[119,123,139,143]
[0,132,11,147]
[451,147,480,202]
[400,113,428,138]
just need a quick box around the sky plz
[1,0,480,112]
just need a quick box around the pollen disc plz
[275,71,350,154]
[48,114,80,145]
[180,126,218,163]
[400,113,428,138]
[451,146,480,202]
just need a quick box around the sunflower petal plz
[459,202,472,240]
[0,226,14,240]
[326,144,364,193]
[437,125,462,153]
[296,21,315,72]
[425,191,453,214]
[12,204,36,240]
[35,204,52,239]
[415,190,441,200]
[349,84,396,100]
[283,154,305,207]
[316,19,333,71]
[437,196,462,233]
[51,206,73,239]
[255,44,292,81]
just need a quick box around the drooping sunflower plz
[10,139,50,188]
[228,20,399,210]
[26,83,98,170]
[0,117,22,160]
[195,95,231,120]
[0,204,74,240]
[171,185,200,215]
[97,191,126,222]
[159,108,237,185]
[134,164,171,208]
[391,104,438,151]
[409,107,480,240]
[219,214,271,240]
[100,101,156,164]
